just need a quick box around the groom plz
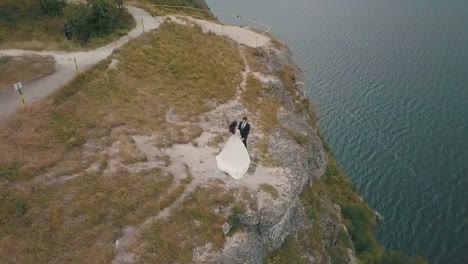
[238,116,250,148]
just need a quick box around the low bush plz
[65,0,133,44]
[341,204,379,254]
[38,0,67,16]
[259,183,280,198]
[265,236,305,264]
[227,203,247,236]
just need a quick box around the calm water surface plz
[207,0,467,263]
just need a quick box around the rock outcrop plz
[199,42,352,263]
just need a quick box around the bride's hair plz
[229,121,238,134]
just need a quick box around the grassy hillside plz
[0,22,243,263]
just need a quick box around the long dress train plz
[216,130,250,179]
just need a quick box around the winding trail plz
[0,6,161,122]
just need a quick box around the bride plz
[216,121,251,180]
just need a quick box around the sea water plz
[207,0,467,263]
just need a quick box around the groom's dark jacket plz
[238,122,250,140]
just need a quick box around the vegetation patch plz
[0,169,174,263]
[277,65,317,126]
[133,0,215,19]
[242,74,280,133]
[244,47,268,73]
[0,55,55,90]
[226,203,247,237]
[277,65,300,102]
[139,183,240,263]
[241,74,281,166]
[259,183,279,199]
[265,236,305,264]
[65,0,134,45]
[0,164,22,182]
[285,128,311,147]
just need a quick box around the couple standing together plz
[216,117,251,180]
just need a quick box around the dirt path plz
[0,6,161,122]
[168,16,270,48]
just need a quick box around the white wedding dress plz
[216,129,250,179]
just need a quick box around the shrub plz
[39,0,67,16]
[259,183,280,198]
[341,204,379,254]
[65,0,131,43]
[227,203,247,236]
[265,236,305,264]
[0,166,21,182]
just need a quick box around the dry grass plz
[0,55,55,90]
[259,183,279,199]
[119,22,243,118]
[0,21,243,262]
[277,65,300,102]
[269,36,288,50]
[207,132,225,147]
[139,182,239,263]
[241,74,281,166]
[241,74,280,133]
[277,65,317,127]
[116,134,149,165]
[0,169,174,264]
[244,47,268,73]
[284,128,312,147]
[130,0,214,20]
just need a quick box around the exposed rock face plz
[205,43,340,263]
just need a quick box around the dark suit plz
[238,122,250,148]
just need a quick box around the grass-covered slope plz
[0,22,243,263]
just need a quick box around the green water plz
[207,0,467,262]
